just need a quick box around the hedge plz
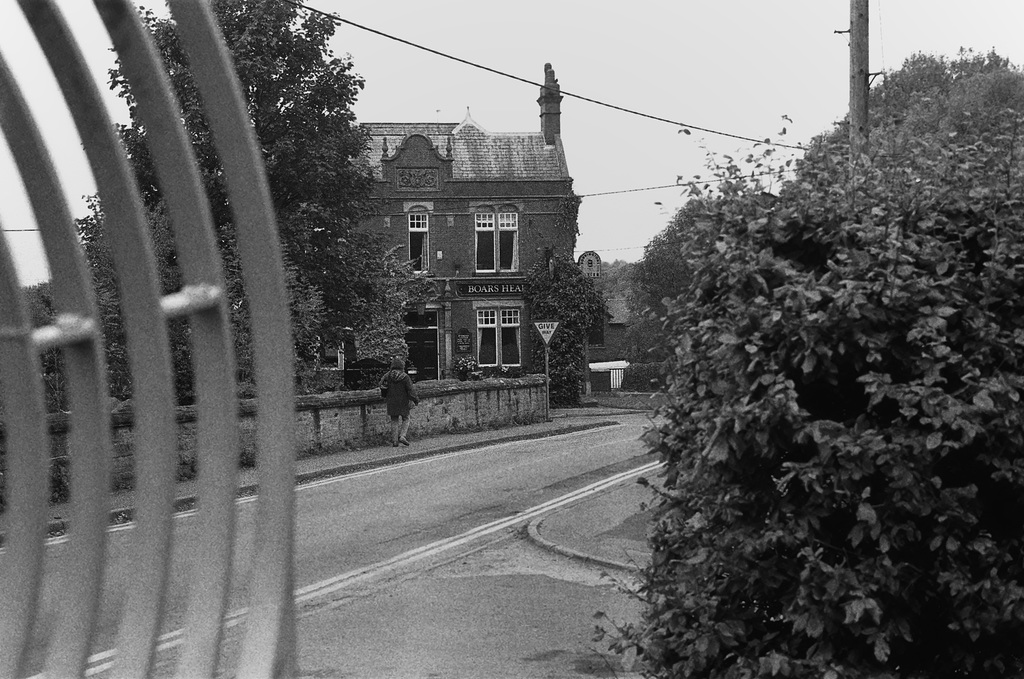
[614,130,1024,677]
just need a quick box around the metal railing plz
[608,368,625,390]
[0,1,296,677]
[590,367,625,391]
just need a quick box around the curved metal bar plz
[92,2,242,675]
[0,224,50,679]
[167,2,297,676]
[0,48,113,679]
[16,1,179,676]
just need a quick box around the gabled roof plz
[361,110,569,181]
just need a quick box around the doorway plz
[405,309,439,381]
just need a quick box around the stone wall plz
[291,375,546,452]
[4,375,547,493]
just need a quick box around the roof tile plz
[361,119,568,181]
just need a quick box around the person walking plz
[379,357,419,446]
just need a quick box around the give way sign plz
[533,320,559,346]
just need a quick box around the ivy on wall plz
[525,254,604,406]
[555,180,582,241]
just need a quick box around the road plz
[27,412,655,676]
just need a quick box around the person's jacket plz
[380,369,418,417]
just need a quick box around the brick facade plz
[358,65,576,379]
[588,298,635,362]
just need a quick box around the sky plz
[3,1,1024,286]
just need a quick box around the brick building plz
[358,64,576,379]
[588,298,634,363]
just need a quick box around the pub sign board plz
[456,281,526,296]
[455,328,472,353]
[577,251,601,278]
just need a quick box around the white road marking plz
[80,457,662,676]
[295,422,633,491]
[293,459,660,602]
[31,421,631,544]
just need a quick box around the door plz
[405,310,439,380]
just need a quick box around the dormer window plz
[475,211,518,273]
[409,212,429,272]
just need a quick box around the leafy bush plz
[480,365,524,379]
[620,362,663,391]
[526,254,606,407]
[454,356,479,381]
[295,367,346,394]
[349,366,388,391]
[625,117,1024,676]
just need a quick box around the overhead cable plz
[283,0,806,151]
[580,168,795,197]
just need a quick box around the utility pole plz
[849,0,870,159]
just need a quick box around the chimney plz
[537,63,562,145]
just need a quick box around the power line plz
[284,0,806,151]
[580,183,682,198]
[579,168,796,198]
[2,170,798,230]
[574,245,645,253]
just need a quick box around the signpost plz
[534,320,559,420]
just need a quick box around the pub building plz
[358,64,577,379]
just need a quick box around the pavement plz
[23,403,662,677]
[287,404,659,678]
[295,405,657,575]
[24,403,659,573]
[526,476,654,573]
[35,404,661,555]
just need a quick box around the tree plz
[617,52,1024,678]
[591,259,634,298]
[349,246,435,362]
[525,254,605,406]
[868,49,1023,138]
[18,282,67,412]
[76,199,197,403]
[630,199,721,361]
[823,49,1024,193]
[109,0,402,381]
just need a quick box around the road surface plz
[26,412,656,676]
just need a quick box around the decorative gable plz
[381,133,453,190]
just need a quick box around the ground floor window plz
[477,308,521,366]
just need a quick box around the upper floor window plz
[409,212,428,272]
[475,212,518,272]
